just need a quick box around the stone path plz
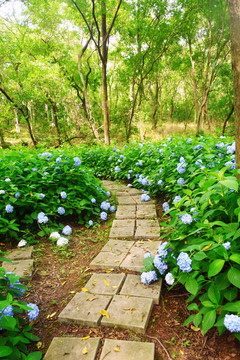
[47,180,162,359]
[2,246,34,280]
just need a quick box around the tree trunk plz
[228,0,240,167]
[102,1,110,145]
[51,102,62,146]
[222,105,234,135]
[15,107,20,133]
[0,128,9,148]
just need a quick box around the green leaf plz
[234,332,240,341]
[143,257,154,271]
[222,301,240,312]
[219,179,238,192]
[208,259,225,277]
[201,301,215,308]
[227,267,240,288]
[183,314,195,326]
[24,332,40,341]
[37,231,45,237]
[187,303,199,311]
[202,310,216,334]
[185,277,199,295]
[193,313,202,327]
[193,252,207,261]
[230,254,240,265]
[223,287,238,302]
[26,351,42,360]
[0,316,17,330]
[208,285,220,304]
[0,346,13,357]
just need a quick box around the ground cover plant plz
[78,135,240,339]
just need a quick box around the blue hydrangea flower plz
[110,205,116,212]
[27,303,39,322]
[62,225,72,236]
[60,191,67,199]
[115,166,120,172]
[141,270,158,285]
[173,195,182,203]
[177,252,192,272]
[162,202,170,212]
[195,159,203,166]
[165,272,175,285]
[100,212,108,221]
[37,212,48,224]
[5,178,11,182]
[100,201,110,211]
[43,172,49,176]
[222,241,231,250]
[153,255,168,275]
[56,157,61,164]
[181,214,192,224]
[0,190,5,195]
[31,168,38,171]
[73,157,81,166]
[15,192,21,199]
[157,242,169,258]
[41,151,52,158]
[91,198,96,204]
[106,191,111,197]
[113,147,117,152]
[58,207,65,215]
[141,178,148,186]
[138,160,143,166]
[179,156,185,163]
[141,194,150,202]
[127,174,131,179]
[0,305,14,323]
[9,280,25,296]
[89,220,93,226]
[224,314,240,332]
[227,142,236,154]
[177,162,187,174]
[6,204,14,213]
[39,193,45,199]
[158,180,163,186]
[120,155,125,159]
[144,252,152,259]
[177,178,185,185]
[186,138,192,144]
[194,144,203,150]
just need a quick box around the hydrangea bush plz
[0,251,42,359]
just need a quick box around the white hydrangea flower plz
[49,232,61,240]
[165,272,175,285]
[18,239,27,247]
[56,237,69,246]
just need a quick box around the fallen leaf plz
[49,312,56,318]
[100,309,110,319]
[89,330,92,335]
[36,342,42,349]
[81,336,90,341]
[114,345,120,352]
[114,260,120,263]
[69,291,76,294]
[82,287,89,292]
[61,281,66,286]
[77,307,80,311]
[87,297,97,302]
[191,325,200,332]
[203,244,212,251]
[112,286,118,289]
[82,346,88,355]
[104,280,110,286]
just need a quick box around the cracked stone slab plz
[120,274,162,305]
[134,227,160,240]
[132,196,154,205]
[44,337,101,360]
[3,259,34,279]
[115,205,136,219]
[101,239,135,253]
[58,292,112,327]
[101,295,153,334]
[136,204,157,219]
[117,196,137,205]
[120,241,160,272]
[128,188,143,196]
[112,219,135,228]
[7,246,33,260]
[99,339,155,360]
[136,220,159,228]
[89,251,127,270]
[109,226,135,239]
[84,273,126,296]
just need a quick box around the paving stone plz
[117,196,136,205]
[101,239,135,253]
[128,188,143,196]
[89,251,127,270]
[115,205,136,219]
[120,241,160,272]
[132,196,154,205]
[101,295,153,334]
[136,219,159,227]
[58,292,112,327]
[134,227,160,240]
[109,226,134,239]
[7,246,33,260]
[3,259,34,279]
[44,337,101,360]
[136,204,157,219]
[120,274,162,305]
[106,184,128,192]
[99,339,155,360]
[84,273,126,295]
[102,180,115,187]
[112,219,135,228]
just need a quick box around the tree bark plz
[228,0,240,167]
[222,104,234,135]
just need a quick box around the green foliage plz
[0,253,42,359]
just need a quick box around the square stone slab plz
[117,196,136,205]
[101,240,135,253]
[84,273,126,296]
[101,295,153,334]
[44,337,101,360]
[109,226,134,240]
[7,246,33,260]
[120,274,162,305]
[120,241,160,272]
[3,259,34,279]
[99,339,155,360]
[115,205,136,220]
[136,220,159,228]
[128,188,143,195]
[136,205,157,219]
[58,292,112,327]
[112,219,135,228]
[90,251,127,270]
[133,196,154,205]
[134,227,159,240]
